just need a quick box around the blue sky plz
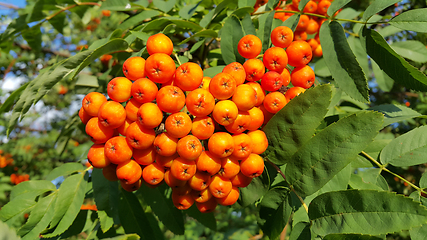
[0,0,26,16]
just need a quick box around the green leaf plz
[153,0,176,13]
[203,65,225,78]
[360,27,427,92]
[185,204,217,231]
[380,125,427,167]
[10,180,56,200]
[377,25,403,38]
[27,0,46,22]
[100,0,132,11]
[18,193,57,240]
[289,222,311,240]
[220,15,245,64]
[75,74,99,87]
[390,40,427,63]
[119,190,160,239]
[178,29,217,45]
[347,35,369,78]
[286,111,384,197]
[0,220,20,240]
[266,0,280,10]
[283,14,300,32]
[389,9,427,33]
[48,12,66,34]
[103,234,141,240]
[0,82,29,114]
[371,60,394,92]
[314,58,331,77]
[362,0,400,22]
[309,189,427,235]
[179,3,198,20]
[92,169,119,233]
[256,11,275,53]
[139,184,184,235]
[0,14,29,42]
[45,162,84,181]
[297,0,310,11]
[241,13,256,35]
[258,187,292,240]
[263,84,332,165]
[367,104,422,127]
[43,173,88,238]
[420,173,427,189]
[410,224,427,240]
[323,234,385,240]
[199,0,230,28]
[239,0,256,8]
[72,39,128,80]
[349,170,387,191]
[118,10,161,30]
[328,0,352,17]
[22,27,42,53]
[0,197,37,222]
[239,168,270,206]
[320,21,369,102]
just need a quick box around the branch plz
[0,2,20,10]
[13,42,71,58]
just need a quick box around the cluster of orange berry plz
[79,33,273,213]
[0,150,14,168]
[256,0,335,58]
[10,173,30,185]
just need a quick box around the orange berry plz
[209,174,232,198]
[185,88,215,117]
[170,157,197,181]
[240,153,264,178]
[177,135,203,161]
[243,58,265,82]
[291,65,315,89]
[222,62,246,85]
[263,92,288,114]
[104,136,134,165]
[146,33,174,55]
[142,162,165,185]
[107,77,132,103]
[116,159,142,184]
[208,132,234,158]
[237,34,262,59]
[191,116,215,140]
[82,92,107,117]
[126,122,156,150]
[247,130,269,155]
[174,62,204,91]
[247,107,264,131]
[98,101,127,129]
[153,133,178,157]
[145,53,176,84]
[212,100,239,126]
[270,26,294,48]
[131,78,158,104]
[232,84,257,111]
[123,56,146,80]
[286,40,313,67]
[262,47,288,72]
[246,81,266,106]
[85,117,115,144]
[137,102,163,129]
[285,86,306,101]
[216,186,239,206]
[87,144,110,168]
[209,73,237,100]
[156,85,185,113]
[196,151,222,176]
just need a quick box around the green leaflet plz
[389,9,427,33]
[309,189,427,236]
[380,125,427,167]
[263,84,332,165]
[286,111,383,197]
[220,15,245,65]
[367,104,422,128]
[258,187,292,240]
[320,21,369,102]
[360,27,427,92]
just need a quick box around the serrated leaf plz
[238,0,256,8]
[263,85,332,165]
[130,31,150,43]
[10,180,56,200]
[45,162,84,181]
[119,10,161,30]
[349,171,385,191]
[75,74,99,87]
[0,220,20,240]
[221,15,245,64]
[371,59,394,92]
[309,189,427,235]
[185,204,217,231]
[139,184,184,235]
[0,82,29,114]
[360,27,427,92]
[286,111,384,197]
[19,193,57,240]
[289,222,311,240]
[323,234,385,240]
[347,35,369,78]
[410,224,427,240]
[179,3,198,20]
[420,173,427,189]
[328,0,352,17]
[297,0,310,11]
[92,169,119,232]
[362,0,400,22]
[43,173,88,237]
[199,0,230,28]
[314,58,331,77]
[100,0,132,11]
[258,187,292,240]
[380,125,427,167]
[320,21,369,102]
[0,197,37,222]
[103,234,141,240]
[153,0,176,13]
[72,39,128,79]
[367,104,422,127]
[27,0,46,22]
[266,0,280,10]
[119,190,159,240]
[389,9,427,33]
[390,40,427,63]
[377,25,402,38]
[256,11,275,53]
